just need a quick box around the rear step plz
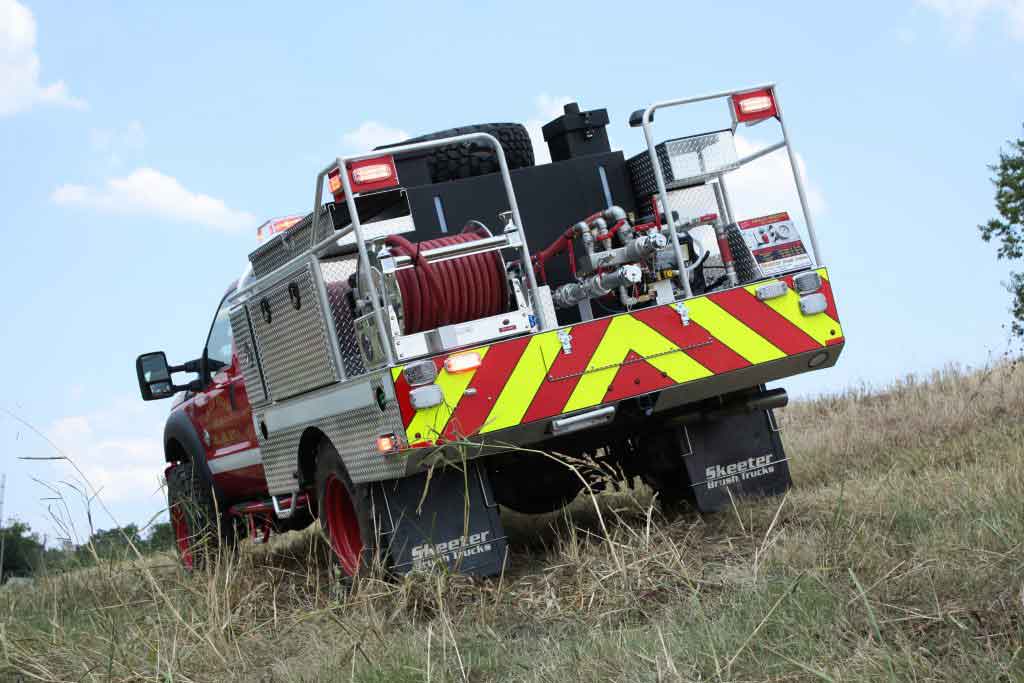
[228,493,311,544]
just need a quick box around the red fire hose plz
[384,225,508,334]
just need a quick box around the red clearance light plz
[352,162,393,184]
[348,155,398,194]
[376,433,397,453]
[444,351,482,374]
[732,89,777,124]
[328,156,398,202]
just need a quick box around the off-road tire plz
[635,429,697,517]
[487,454,584,515]
[379,123,535,184]
[315,440,378,578]
[166,461,233,570]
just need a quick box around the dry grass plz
[3,361,1023,682]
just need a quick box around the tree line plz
[1,519,175,582]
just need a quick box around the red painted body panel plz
[174,285,267,504]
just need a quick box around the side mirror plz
[136,352,176,401]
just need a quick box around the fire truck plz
[136,84,844,576]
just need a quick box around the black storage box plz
[542,102,611,162]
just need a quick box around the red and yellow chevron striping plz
[391,268,843,446]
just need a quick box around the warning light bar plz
[444,351,482,374]
[731,89,777,125]
[328,155,399,202]
[256,215,303,243]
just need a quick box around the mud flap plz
[681,409,791,513]
[374,461,507,576]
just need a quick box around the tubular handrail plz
[633,83,822,299]
[319,132,547,366]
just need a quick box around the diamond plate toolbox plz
[248,263,340,401]
[248,205,340,279]
[229,305,270,406]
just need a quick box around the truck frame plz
[137,83,844,577]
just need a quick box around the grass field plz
[2,361,1023,682]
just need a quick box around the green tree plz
[980,128,1024,336]
[82,524,142,560]
[146,522,175,552]
[1,521,44,581]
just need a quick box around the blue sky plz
[1,0,1022,542]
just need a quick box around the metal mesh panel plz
[256,374,407,494]
[229,306,269,406]
[320,257,366,377]
[663,186,719,223]
[663,130,738,183]
[249,264,340,401]
[659,186,730,287]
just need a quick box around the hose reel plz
[363,223,512,335]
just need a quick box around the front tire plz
[166,461,233,570]
[315,440,377,577]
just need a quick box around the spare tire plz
[378,122,535,184]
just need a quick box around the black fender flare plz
[163,408,226,507]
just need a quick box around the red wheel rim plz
[324,474,363,575]
[170,505,194,570]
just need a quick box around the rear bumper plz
[390,267,843,456]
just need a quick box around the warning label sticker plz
[737,212,812,277]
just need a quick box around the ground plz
[2,361,1023,682]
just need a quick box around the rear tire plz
[166,461,233,570]
[634,428,696,515]
[487,454,584,514]
[315,440,377,577]
[379,122,535,184]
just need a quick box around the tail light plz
[732,89,777,124]
[444,351,482,374]
[329,155,399,202]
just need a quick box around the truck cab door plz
[188,293,266,499]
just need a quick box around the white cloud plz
[0,0,86,116]
[341,121,409,151]
[90,121,146,166]
[48,413,163,507]
[525,94,574,164]
[34,398,168,541]
[51,167,257,232]
[726,133,827,222]
[917,0,1024,40]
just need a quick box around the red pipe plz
[595,219,628,242]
